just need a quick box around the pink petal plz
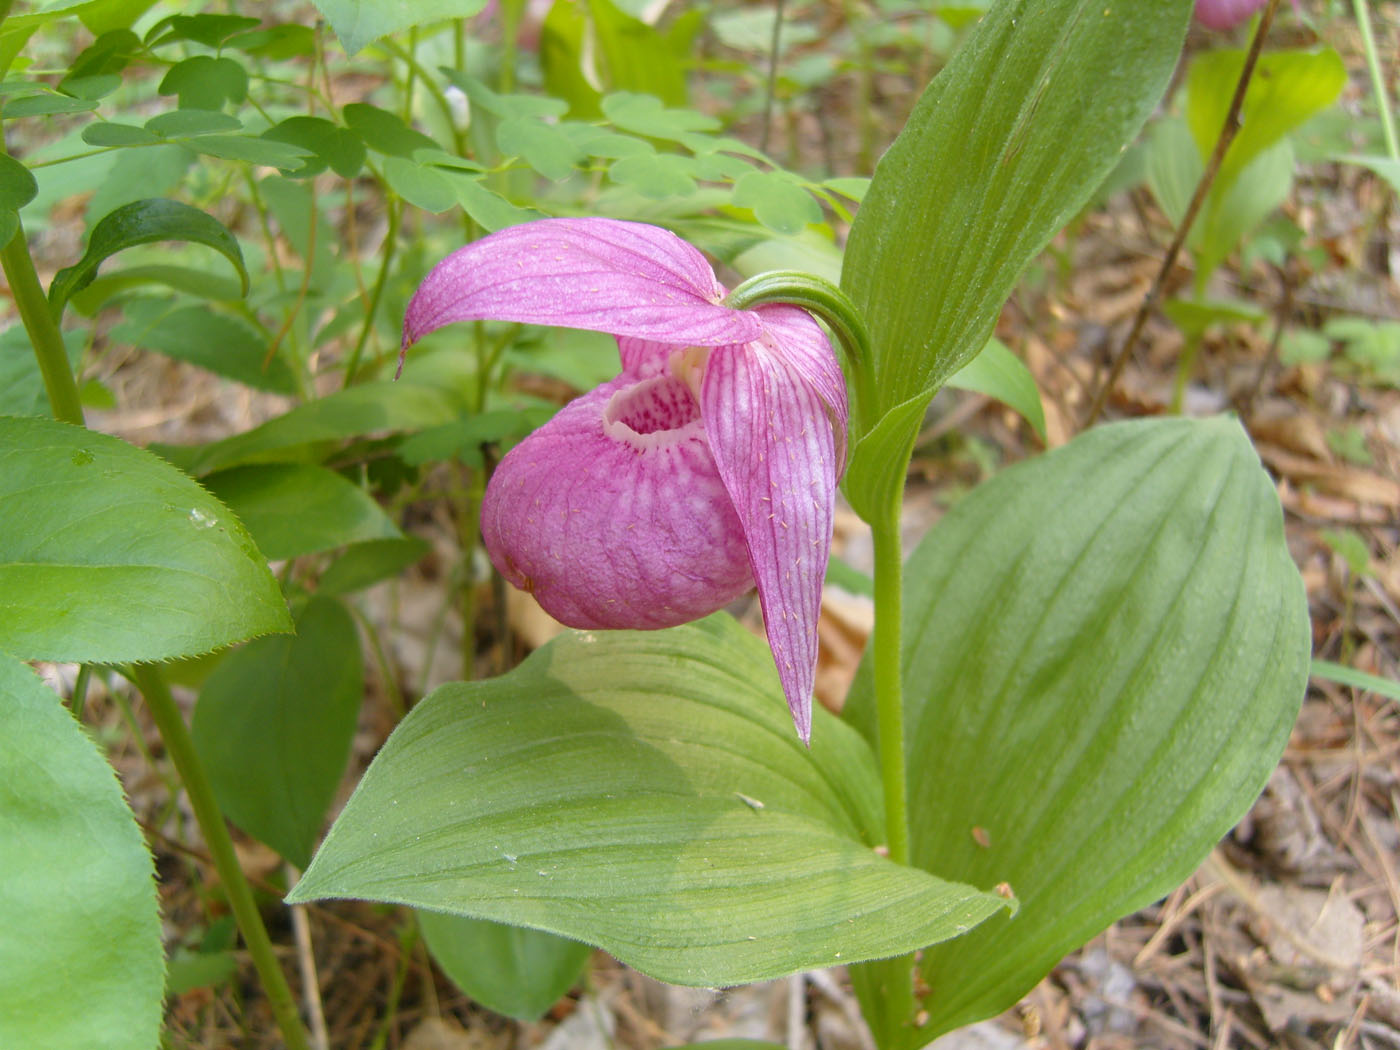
[403,218,763,352]
[701,344,838,743]
[753,304,850,469]
[481,373,754,630]
[1193,0,1267,29]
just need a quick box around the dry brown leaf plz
[1256,443,1400,507]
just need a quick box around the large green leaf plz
[841,0,1190,436]
[844,417,1309,1045]
[48,199,249,318]
[108,301,296,394]
[0,654,162,1050]
[417,910,592,1021]
[0,416,291,662]
[202,463,402,561]
[193,596,364,869]
[290,616,1010,985]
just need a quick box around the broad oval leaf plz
[312,0,489,55]
[193,595,363,868]
[0,416,290,662]
[844,417,1309,1044]
[417,910,592,1021]
[0,654,163,1050]
[49,199,249,318]
[290,616,1011,986]
[842,0,1191,435]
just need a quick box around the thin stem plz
[1083,0,1281,426]
[870,510,909,866]
[760,0,786,154]
[129,665,312,1050]
[347,195,401,384]
[2,217,84,425]
[1352,0,1398,161]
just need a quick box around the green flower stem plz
[1352,0,1398,161]
[870,507,910,867]
[129,664,312,1050]
[1,217,84,425]
[723,270,876,435]
[347,192,401,384]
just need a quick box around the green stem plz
[1,217,84,425]
[870,509,909,866]
[129,665,311,1050]
[1352,0,1398,161]
[347,195,401,384]
[723,270,876,434]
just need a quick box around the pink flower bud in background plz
[1194,0,1268,30]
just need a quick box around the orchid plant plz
[291,2,1310,1046]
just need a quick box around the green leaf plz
[1144,116,1198,228]
[602,91,720,140]
[842,390,932,523]
[1311,660,1400,703]
[0,655,163,1050]
[312,0,489,55]
[0,152,36,245]
[146,109,243,138]
[49,199,249,318]
[202,463,403,561]
[81,121,160,147]
[69,264,245,315]
[193,596,363,869]
[417,910,592,1021]
[0,327,83,417]
[342,102,440,156]
[1339,153,1400,196]
[0,417,290,662]
[398,409,551,467]
[608,152,698,198]
[731,172,821,235]
[1186,47,1346,194]
[3,91,98,116]
[318,536,430,596]
[451,175,543,231]
[262,116,366,178]
[496,117,586,181]
[85,145,192,228]
[1161,297,1268,339]
[187,133,315,170]
[259,176,335,287]
[154,13,260,48]
[172,381,464,475]
[158,55,248,110]
[290,616,1010,985]
[945,338,1046,442]
[844,417,1309,1044]
[383,156,457,212]
[1194,138,1294,286]
[109,301,294,393]
[841,0,1191,437]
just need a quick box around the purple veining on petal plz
[700,344,837,744]
[481,373,754,631]
[402,219,762,364]
[752,304,850,467]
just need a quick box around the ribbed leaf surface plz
[292,616,1010,985]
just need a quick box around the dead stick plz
[1083,0,1282,426]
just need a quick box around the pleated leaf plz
[841,0,1190,437]
[291,616,1011,986]
[844,416,1310,1045]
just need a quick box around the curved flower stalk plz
[402,218,849,742]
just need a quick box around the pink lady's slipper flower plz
[1194,0,1267,29]
[402,218,848,742]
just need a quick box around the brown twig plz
[1083,0,1283,426]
